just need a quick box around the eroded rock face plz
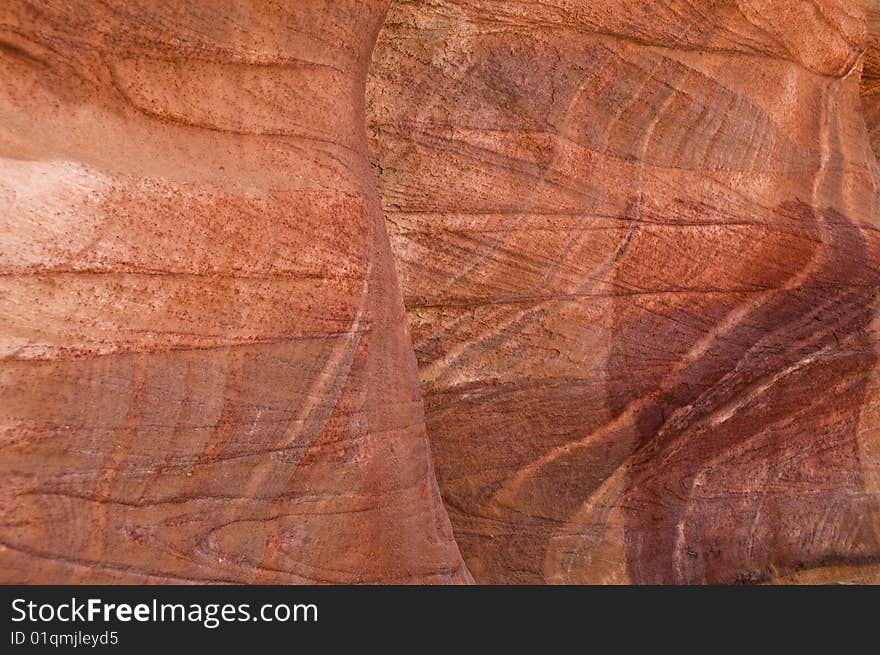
[368,0,880,583]
[0,0,469,583]
[2,0,879,586]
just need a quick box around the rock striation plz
[368,0,880,583]
[2,0,879,585]
[0,0,468,584]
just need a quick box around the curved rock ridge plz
[0,0,469,584]
[368,0,880,583]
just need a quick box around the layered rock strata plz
[0,0,469,584]
[368,0,880,583]
[2,0,879,586]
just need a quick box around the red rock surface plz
[0,1,469,584]
[863,0,880,158]
[2,0,879,585]
[368,0,880,583]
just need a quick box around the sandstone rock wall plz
[2,0,879,585]
[368,0,880,583]
[0,0,469,584]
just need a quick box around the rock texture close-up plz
[0,0,468,584]
[368,0,880,583]
[2,0,879,585]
